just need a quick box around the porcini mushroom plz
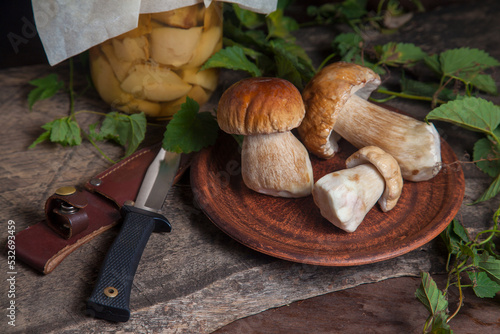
[298,62,441,182]
[217,77,314,198]
[313,146,403,233]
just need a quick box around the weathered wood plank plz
[213,275,500,334]
[1,1,499,333]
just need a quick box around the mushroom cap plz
[298,62,381,159]
[346,146,403,212]
[217,77,305,135]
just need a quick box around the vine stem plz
[74,110,108,117]
[375,88,446,104]
[476,228,500,245]
[445,252,452,272]
[475,207,500,245]
[69,58,75,117]
[66,59,113,164]
[317,53,336,72]
[432,76,454,107]
[81,129,116,164]
[447,271,463,322]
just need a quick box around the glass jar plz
[89,2,223,119]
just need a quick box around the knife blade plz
[86,148,180,322]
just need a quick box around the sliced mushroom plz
[313,146,403,232]
[298,62,442,182]
[180,68,219,92]
[217,77,313,198]
[182,25,223,69]
[160,85,210,118]
[100,42,132,82]
[151,4,202,28]
[150,26,203,67]
[111,35,149,63]
[89,47,132,107]
[120,64,192,102]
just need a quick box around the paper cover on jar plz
[32,0,278,66]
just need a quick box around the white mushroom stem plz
[313,164,385,233]
[242,131,314,198]
[333,94,441,182]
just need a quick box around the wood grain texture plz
[0,65,466,334]
[1,1,499,333]
[213,275,500,334]
[191,131,464,266]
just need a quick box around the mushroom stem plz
[334,94,441,182]
[313,164,385,233]
[242,131,314,198]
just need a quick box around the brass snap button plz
[104,287,119,298]
[55,186,76,196]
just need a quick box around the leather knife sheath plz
[14,145,190,274]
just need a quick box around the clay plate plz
[190,132,465,266]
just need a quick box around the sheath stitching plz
[97,148,154,180]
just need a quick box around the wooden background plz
[1,1,499,333]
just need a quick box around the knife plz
[86,148,180,322]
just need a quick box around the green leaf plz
[467,271,500,298]
[452,218,471,243]
[425,97,500,135]
[64,119,82,146]
[98,112,146,157]
[332,32,364,62]
[473,137,500,178]
[29,117,82,148]
[87,122,102,141]
[424,54,441,75]
[222,21,265,49]
[400,76,455,101]
[307,4,339,24]
[459,72,498,95]
[440,222,456,255]
[271,38,314,73]
[427,311,453,334]
[28,130,50,149]
[232,4,265,29]
[473,172,500,204]
[232,134,244,147]
[28,74,64,110]
[354,55,385,75]
[415,272,449,316]
[375,42,426,67]
[478,253,500,284]
[459,243,475,258]
[222,38,264,60]
[266,9,299,40]
[338,0,368,20]
[275,53,303,89]
[201,46,262,77]
[440,219,469,255]
[269,39,315,88]
[245,29,268,47]
[416,273,451,333]
[440,48,500,76]
[162,97,219,154]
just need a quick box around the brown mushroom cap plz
[217,77,305,135]
[298,62,381,159]
[346,146,403,212]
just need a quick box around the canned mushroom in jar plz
[89,2,222,119]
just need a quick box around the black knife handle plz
[86,205,171,322]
